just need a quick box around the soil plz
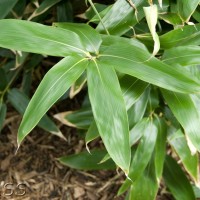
[0,104,173,200]
[0,112,125,200]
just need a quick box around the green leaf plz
[53,22,102,54]
[178,0,200,22]
[87,60,130,173]
[18,56,87,146]
[96,0,147,35]
[120,75,149,110]
[0,0,18,19]
[159,13,183,26]
[118,118,158,194]
[129,119,158,180]
[0,19,87,57]
[162,90,200,152]
[128,88,150,129]
[129,158,158,200]
[58,149,116,170]
[99,43,200,93]
[193,185,200,198]
[160,23,200,49]
[0,103,6,132]
[163,155,196,200]
[168,129,199,182]
[56,0,73,22]
[8,88,65,140]
[154,117,167,180]
[69,72,86,98]
[129,118,149,146]
[143,5,160,56]
[162,45,200,67]
[28,0,62,20]
[193,8,200,23]
[54,108,93,129]
[86,3,110,22]
[85,121,99,147]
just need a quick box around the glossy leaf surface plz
[87,60,130,173]
[18,56,87,146]
[100,43,200,93]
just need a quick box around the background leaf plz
[178,0,200,22]
[162,90,200,152]
[119,118,158,194]
[28,0,62,20]
[0,103,6,132]
[8,88,65,140]
[0,0,19,19]
[120,75,149,110]
[59,149,116,170]
[160,24,200,49]
[163,156,196,200]
[168,129,199,182]
[96,0,147,35]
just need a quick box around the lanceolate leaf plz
[129,118,149,146]
[54,108,93,129]
[129,158,158,200]
[0,0,18,19]
[99,43,200,93]
[160,23,200,49]
[168,129,199,182]
[53,23,102,54]
[28,0,62,20]
[129,119,157,180]
[178,0,200,22]
[163,156,196,200]
[118,118,158,194]
[162,45,200,67]
[18,56,87,146]
[162,90,200,152]
[0,19,87,57]
[87,60,131,173]
[159,13,183,26]
[8,89,65,140]
[59,149,116,170]
[119,75,149,110]
[128,88,150,129]
[85,121,99,147]
[154,117,167,180]
[96,0,147,35]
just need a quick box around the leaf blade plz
[100,43,200,93]
[87,60,131,173]
[163,155,196,200]
[18,56,87,145]
[0,19,87,57]
[162,90,200,152]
